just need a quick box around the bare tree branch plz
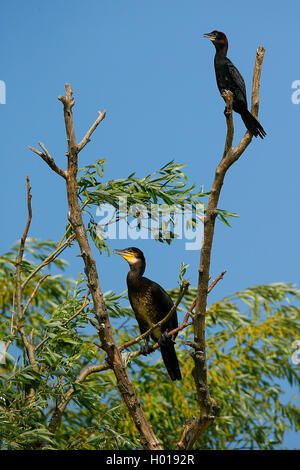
[222,90,234,157]
[28,142,66,179]
[43,83,162,450]
[178,46,266,450]
[15,175,32,323]
[14,176,39,399]
[231,46,266,158]
[77,110,107,153]
[15,176,32,309]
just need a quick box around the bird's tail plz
[160,340,182,381]
[241,109,266,139]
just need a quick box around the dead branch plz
[14,176,39,399]
[207,270,227,294]
[15,175,32,313]
[15,176,32,321]
[31,84,162,450]
[178,46,266,450]
[28,142,66,179]
[77,110,107,152]
[222,91,234,157]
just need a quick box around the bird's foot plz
[158,330,171,348]
[140,342,154,356]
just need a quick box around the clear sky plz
[1,0,299,448]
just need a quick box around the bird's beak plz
[113,249,133,262]
[203,33,216,42]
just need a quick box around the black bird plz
[204,30,266,138]
[114,247,182,381]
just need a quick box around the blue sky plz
[1,0,299,448]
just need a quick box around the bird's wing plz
[149,281,178,332]
[226,58,248,105]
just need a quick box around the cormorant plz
[114,247,182,381]
[204,30,266,138]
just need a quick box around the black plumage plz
[204,30,266,138]
[114,247,182,381]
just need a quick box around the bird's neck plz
[127,262,145,286]
[214,44,228,58]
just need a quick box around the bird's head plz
[114,247,146,272]
[204,30,228,54]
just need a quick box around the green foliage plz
[171,283,300,449]
[0,238,299,449]
[78,160,206,208]
[106,283,300,450]
[0,153,297,450]
[0,238,73,319]
[77,160,238,253]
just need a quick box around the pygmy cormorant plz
[204,30,266,138]
[114,247,182,381]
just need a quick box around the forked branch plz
[30,84,162,450]
[178,46,266,450]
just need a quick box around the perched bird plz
[114,247,182,381]
[204,30,266,138]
